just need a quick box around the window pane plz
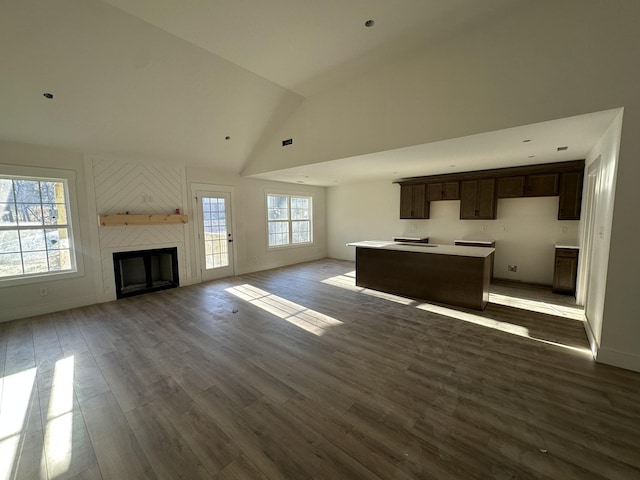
[0,230,21,253]
[40,181,65,203]
[267,195,289,220]
[13,180,41,203]
[45,228,70,250]
[0,203,17,226]
[0,253,23,277]
[268,221,289,246]
[22,251,48,274]
[0,179,15,203]
[0,175,76,280]
[19,229,46,251]
[292,221,311,244]
[48,249,72,271]
[43,203,68,225]
[291,197,310,220]
[16,204,43,225]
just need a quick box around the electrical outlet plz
[482,225,487,232]
[508,265,517,272]
[562,226,568,233]
[39,287,48,296]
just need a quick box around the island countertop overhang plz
[347,241,495,258]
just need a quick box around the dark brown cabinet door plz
[525,173,559,196]
[497,176,525,198]
[427,182,459,201]
[558,170,584,220]
[400,184,426,219]
[553,248,579,294]
[460,179,496,219]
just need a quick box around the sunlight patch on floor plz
[416,302,592,356]
[489,292,585,321]
[322,272,415,305]
[226,284,343,336]
[41,356,75,479]
[0,367,37,480]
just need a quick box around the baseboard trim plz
[596,347,640,373]
[582,317,599,359]
[0,295,99,323]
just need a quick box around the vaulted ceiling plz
[0,0,613,184]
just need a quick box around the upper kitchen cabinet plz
[525,173,559,196]
[497,176,525,198]
[498,173,558,198]
[396,159,584,220]
[558,170,584,220]
[400,184,428,219]
[460,179,496,220]
[427,182,460,201]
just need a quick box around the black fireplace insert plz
[113,247,179,299]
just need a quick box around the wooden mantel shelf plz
[98,214,188,226]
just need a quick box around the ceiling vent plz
[282,138,293,147]
[557,146,568,151]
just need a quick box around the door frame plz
[577,158,601,309]
[189,183,238,283]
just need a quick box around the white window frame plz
[265,191,314,249]
[0,164,84,286]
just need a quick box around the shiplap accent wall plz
[91,157,190,300]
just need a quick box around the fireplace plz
[113,247,179,299]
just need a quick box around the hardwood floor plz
[1,259,640,479]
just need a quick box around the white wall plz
[0,141,99,321]
[186,167,327,280]
[578,112,622,353]
[0,141,328,322]
[327,181,578,285]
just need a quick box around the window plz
[267,194,312,247]
[0,175,77,280]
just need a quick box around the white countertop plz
[555,244,580,249]
[454,239,495,245]
[347,241,495,258]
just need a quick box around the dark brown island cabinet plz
[553,247,579,295]
[348,241,494,310]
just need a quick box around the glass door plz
[196,191,234,281]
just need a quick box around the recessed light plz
[224,136,231,140]
[43,92,54,99]
[528,155,536,158]
[364,19,375,27]
[449,164,456,168]
[557,146,568,151]
[522,139,531,143]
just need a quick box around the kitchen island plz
[347,241,495,310]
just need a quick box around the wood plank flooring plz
[1,259,640,479]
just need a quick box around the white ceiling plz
[248,109,620,186]
[101,0,525,97]
[0,0,612,185]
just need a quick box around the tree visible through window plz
[0,176,75,278]
[267,194,312,247]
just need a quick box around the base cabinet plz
[553,248,579,295]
